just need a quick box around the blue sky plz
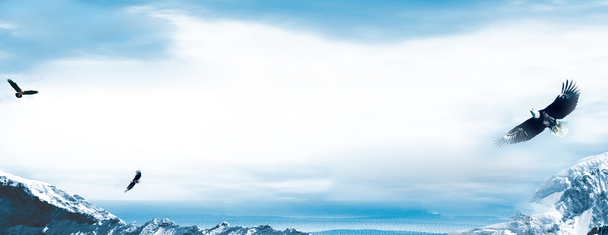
[5,0,607,72]
[2,0,608,219]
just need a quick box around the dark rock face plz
[556,171,595,221]
[0,174,118,231]
[588,226,608,235]
[556,167,608,226]
[4,219,125,235]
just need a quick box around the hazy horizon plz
[92,200,509,233]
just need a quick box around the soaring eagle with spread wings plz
[124,170,142,193]
[495,80,580,147]
[7,79,38,98]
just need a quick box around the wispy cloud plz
[0,1,173,72]
[0,23,14,30]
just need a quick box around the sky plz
[2,0,608,218]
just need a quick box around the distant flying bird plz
[495,80,580,147]
[7,79,38,98]
[124,170,142,193]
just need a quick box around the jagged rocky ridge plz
[0,170,308,235]
[451,152,608,235]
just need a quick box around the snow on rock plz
[532,152,608,226]
[450,152,608,235]
[3,217,309,235]
[0,170,118,230]
[200,222,307,235]
[0,170,309,235]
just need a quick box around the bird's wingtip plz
[493,138,508,148]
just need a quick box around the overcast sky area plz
[2,0,608,218]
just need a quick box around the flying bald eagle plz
[495,80,580,147]
[124,170,142,193]
[7,79,38,98]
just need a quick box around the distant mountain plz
[450,152,608,235]
[0,170,308,235]
[311,229,446,235]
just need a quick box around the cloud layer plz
[2,2,608,217]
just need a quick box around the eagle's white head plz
[530,108,540,119]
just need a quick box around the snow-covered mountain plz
[0,170,308,235]
[451,152,608,235]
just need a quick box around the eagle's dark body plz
[495,80,580,147]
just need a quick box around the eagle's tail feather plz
[550,120,568,137]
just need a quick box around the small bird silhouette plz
[7,79,38,98]
[124,170,142,193]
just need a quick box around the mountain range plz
[0,170,307,235]
[5,151,608,234]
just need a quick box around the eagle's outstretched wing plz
[7,79,21,92]
[495,118,546,147]
[23,90,38,95]
[124,181,136,193]
[542,80,580,119]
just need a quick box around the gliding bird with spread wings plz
[7,79,38,98]
[124,170,142,193]
[495,80,580,147]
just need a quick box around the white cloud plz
[0,23,14,30]
[2,9,608,214]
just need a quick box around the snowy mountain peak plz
[530,152,608,203]
[0,170,118,230]
[530,152,608,224]
[452,151,608,235]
